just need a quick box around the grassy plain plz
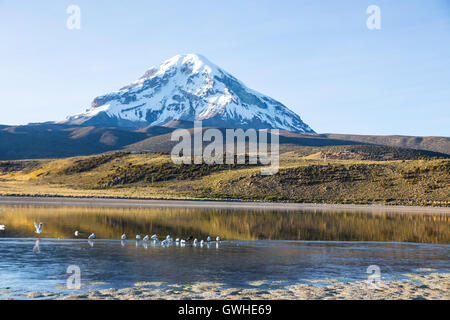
[0,148,448,207]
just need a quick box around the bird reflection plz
[88,239,94,247]
[33,239,40,253]
[118,235,222,249]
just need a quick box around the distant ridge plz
[320,133,450,155]
[0,123,448,160]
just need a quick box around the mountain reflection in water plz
[0,205,448,244]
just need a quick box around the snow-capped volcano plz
[65,54,314,132]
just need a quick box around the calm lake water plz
[0,205,448,298]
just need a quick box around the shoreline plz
[0,195,449,214]
[3,272,448,300]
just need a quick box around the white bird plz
[34,222,43,234]
[136,235,141,240]
[175,238,180,243]
[143,235,149,241]
[88,233,96,239]
[0,225,6,231]
[180,239,186,245]
[151,234,158,240]
[121,234,127,240]
[161,239,168,246]
[193,238,199,245]
[74,231,80,236]
[216,236,221,242]
[207,236,211,242]
[200,240,205,246]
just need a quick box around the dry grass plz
[0,152,448,206]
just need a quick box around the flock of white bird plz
[84,232,221,246]
[27,221,221,246]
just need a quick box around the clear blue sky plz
[1,0,449,136]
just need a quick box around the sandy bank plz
[2,272,448,300]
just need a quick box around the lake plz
[0,204,448,299]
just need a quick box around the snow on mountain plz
[65,54,314,133]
